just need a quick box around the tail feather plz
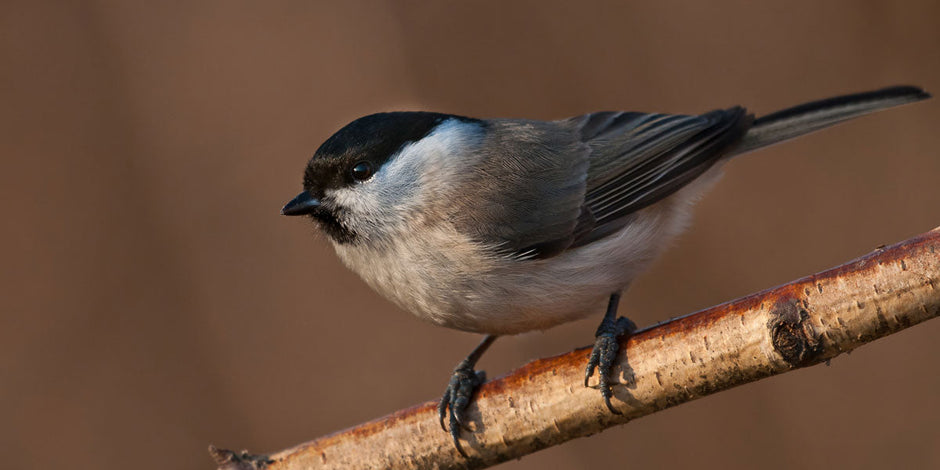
[732,85,931,156]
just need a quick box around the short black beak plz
[281,191,320,216]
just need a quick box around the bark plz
[210,226,940,470]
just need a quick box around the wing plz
[452,108,752,260]
[565,107,753,247]
[449,119,591,259]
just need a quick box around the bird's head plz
[282,112,484,245]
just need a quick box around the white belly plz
[334,204,690,334]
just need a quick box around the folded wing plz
[456,108,753,259]
[565,108,752,246]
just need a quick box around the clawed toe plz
[438,364,486,457]
[437,335,496,458]
[584,293,637,414]
[584,332,625,414]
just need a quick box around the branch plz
[210,226,940,470]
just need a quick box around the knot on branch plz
[770,296,823,367]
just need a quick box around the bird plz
[281,85,930,456]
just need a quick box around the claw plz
[438,393,449,431]
[437,335,496,458]
[584,346,600,387]
[599,371,622,415]
[450,406,467,457]
[585,332,627,413]
[438,364,486,457]
[583,293,637,414]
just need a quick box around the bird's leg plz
[438,334,497,457]
[584,292,637,414]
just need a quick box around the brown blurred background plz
[2,1,939,469]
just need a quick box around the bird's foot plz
[584,315,636,414]
[438,359,486,457]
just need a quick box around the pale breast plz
[331,202,677,334]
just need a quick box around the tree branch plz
[210,226,940,470]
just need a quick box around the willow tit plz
[282,86,929,456]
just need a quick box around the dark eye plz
[351,161,373,181]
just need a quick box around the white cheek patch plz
[327,119,483,235]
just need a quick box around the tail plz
[732,85,930,156]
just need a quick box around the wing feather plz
[566,107,752,246]
[452,108,752,259]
